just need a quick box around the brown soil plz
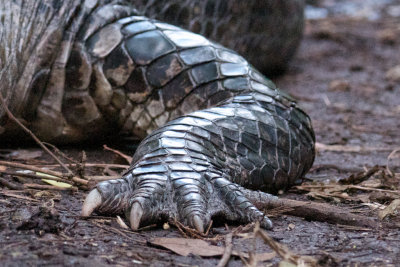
[1,1,400,266]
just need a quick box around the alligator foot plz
[82,171,276,232]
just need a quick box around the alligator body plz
[0,0,315,231]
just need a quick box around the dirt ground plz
[1,1,400,266]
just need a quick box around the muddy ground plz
[1,1,400,266]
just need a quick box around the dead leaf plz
[150,237,276,261]
[151,238,224,257]
[378,199,400,220]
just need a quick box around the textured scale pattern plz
[73,4,314,230]
[133,0,305,74]
[0,1,314,231]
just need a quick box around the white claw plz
[129,202,143,230]
[82,189,102,216]
[262,217,274,230]
[192,215,204,233]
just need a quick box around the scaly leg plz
[62,5,315,231]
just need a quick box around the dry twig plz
[217,233,233,267]
[248,192,380,228]
[1,170,72,184]
[0,93,74,176]
[254,223,318,266]
[103,144,132,164]
[34,163,129,169]
[0,160,87,186]
[170,218,207,239]
[42,142,79,164]
[386,148,400,177]
[0,177,23,190]
[339,165,383,185]
[24,183,77,191]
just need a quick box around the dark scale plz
[179,46,216,65]
[190,62,220,85]
[125,30,175,65]
[103,44,135,87]
[1,1,314,232]
[146,53,184,88]
[162,70,195,109]
[122,20,157,36]
[124,67,150,102]
[207,90,233,107]
[220,63,249,76]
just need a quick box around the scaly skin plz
[134,0,305,75]
[0,1,314,231]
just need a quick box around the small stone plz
[329,79,350,92]
[386,65,400,82]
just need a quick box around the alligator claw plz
[192,215,205,233]
[82,189,102,217]
[83,171,275,232]
[260,216,273,229]
[129,202,143,230]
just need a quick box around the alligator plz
[0,0,315,232]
